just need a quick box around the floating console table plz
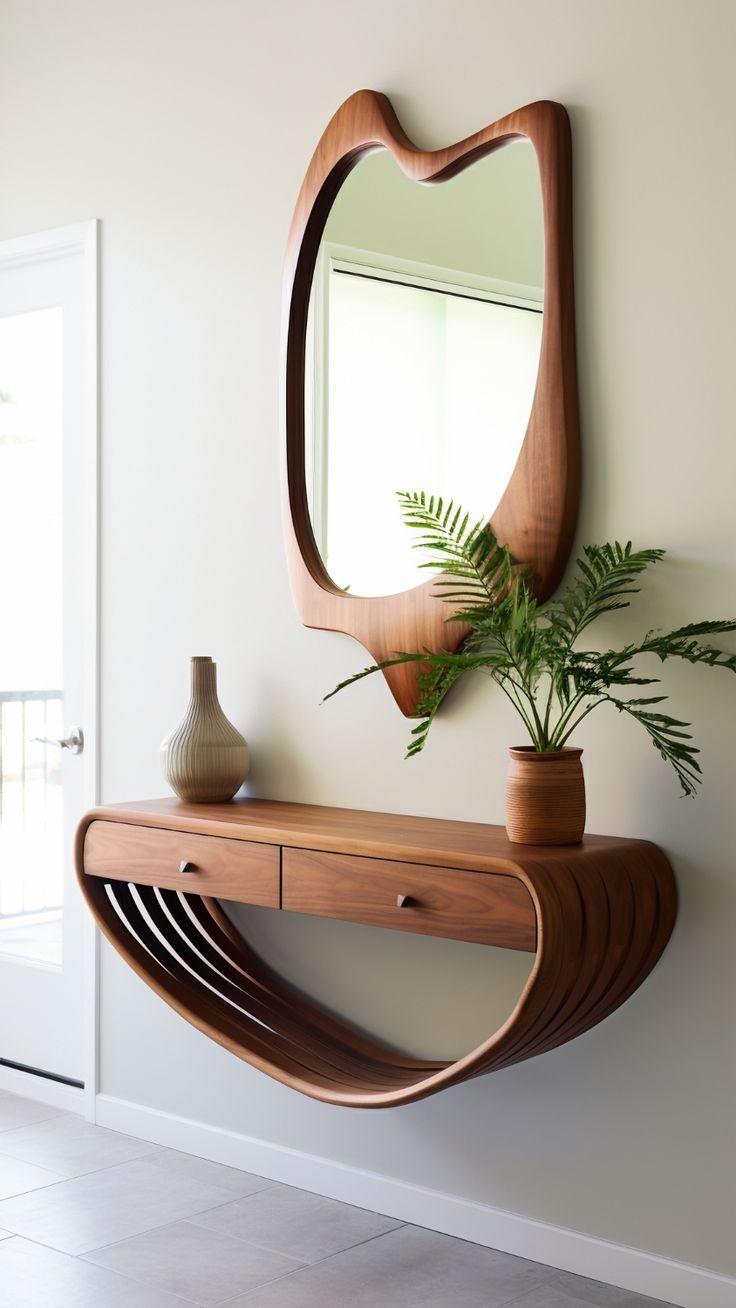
[76,799,677,1108]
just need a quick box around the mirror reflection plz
[305,140,544,597]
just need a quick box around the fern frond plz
[322,649,501,707]
[606,695,702,796]
[321,654,428,704]
[406,664,466,757]
[636,621,736,671]
[396,491,515,611]
[565,649,661,697]
[545,543,665,648]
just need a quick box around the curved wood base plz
[77,803,677,1108]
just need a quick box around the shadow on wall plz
[226,901,535,1063]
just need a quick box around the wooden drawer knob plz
[396,893,415,908]
[179,860,197,874]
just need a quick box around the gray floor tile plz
[0,1094,64,1133]
[492,1283,680,1308]
[85,1219,304,1306]
[190,1182,403,1264]
[478,1292,601,1308]
[0,1153,253,1255]
[0,1114,162,1179]
[0,1154,64,1200]
[0,1099,684,1308]
[0,1236,195,1307]
[143,1149,275,1197]
[548,1269,681,1306]
[218,1223,552,1307]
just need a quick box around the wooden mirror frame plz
[282,91,580,715]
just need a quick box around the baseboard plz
[94,1094,735,1308]
[0,1064,85,1114]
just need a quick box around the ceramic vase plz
[505,746,585,845]
[161,657,249,803]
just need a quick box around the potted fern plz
[326,493,736,844]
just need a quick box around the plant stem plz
[555,698,602,747]
[548,689,590,749]
[496,631,547,746]
[496,677,541,747]
[521,680,547,744]
[542,675,555,740]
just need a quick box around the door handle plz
[31,726,84,755]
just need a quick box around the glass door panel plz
[0,308,64,965]
[0,228,96,1086]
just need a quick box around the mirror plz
[305,142,544,597]
[283,92,579,715]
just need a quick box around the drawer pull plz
[179,860,197,874]
[396,894,416,908]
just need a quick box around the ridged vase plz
[505,746,585,845]
[161,657,249,803]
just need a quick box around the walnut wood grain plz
[76,799,677,1109]
[195,895,437,1073]
[83,820,279,907]
[85,796,642,874]
[282,848,536,952]
[282,91,580,714]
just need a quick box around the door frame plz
[0,221,99,1117]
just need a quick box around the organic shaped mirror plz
[305,143,544,597]
[283,92,579,714]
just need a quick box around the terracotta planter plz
[161,657,249,803]
[505,746,585,845]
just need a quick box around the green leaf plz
[322,502,736,786]
[543,543,665,650]
[636,621,736,671]
[606,694,702,796]
[395,491,520,613]
[321,653,430,704]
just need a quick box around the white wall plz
[2,0,735,1292]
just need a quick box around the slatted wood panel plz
[76,799,677,1108]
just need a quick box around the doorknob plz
[31,726,84,755]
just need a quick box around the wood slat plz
[97,881,425,1097]
[192,897,441,1073]
[151,889,437,1087]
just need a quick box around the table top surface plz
[82,796,659,876]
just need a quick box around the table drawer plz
[83,820,279,908]
[282,848,536,952]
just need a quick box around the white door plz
[0,224,97,1087]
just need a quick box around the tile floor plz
[0,1090,680,1307]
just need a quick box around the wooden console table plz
[75,798,677,1108]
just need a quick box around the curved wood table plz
[76,798,677,1109]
